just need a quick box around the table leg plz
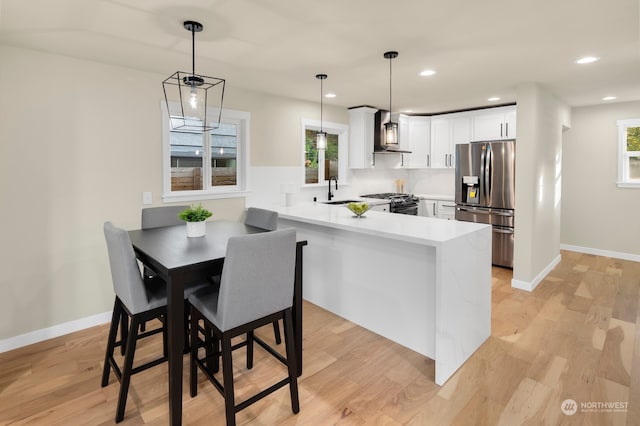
[293,242,307,377]
[166,275,184,426]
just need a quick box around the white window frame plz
[616,118,640,188]
[161,102,251,202]
[301,119,349,187]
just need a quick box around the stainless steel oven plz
[361,193,419,215]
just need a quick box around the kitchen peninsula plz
[257,202,492,385]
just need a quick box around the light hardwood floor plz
[1,250,638,425]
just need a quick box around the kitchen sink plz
[321,199,361,205]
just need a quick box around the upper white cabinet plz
[403,116,431,168]
[430,112,471,168]
[472,106,516,141]
[349,107,377,168]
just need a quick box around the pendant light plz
[162,21,226,132]
[316,73,328,150]
[383,51,399,146]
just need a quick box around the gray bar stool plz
[244,207,282,344]
[188,228,300,426]
[101,222,169,423]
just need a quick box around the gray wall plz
[561,101,640,257]
[0,44,347,341]
[512,83,568,288]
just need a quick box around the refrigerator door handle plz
[457,206,489,214]
[494,226,514,234]
[480,145,487,201]
[457,206,514,216]
[485,146,492,203]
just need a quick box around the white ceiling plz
[1,0,639,113]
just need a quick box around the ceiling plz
[1,0,639,113]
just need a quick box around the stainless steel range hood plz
[373,110,412,153]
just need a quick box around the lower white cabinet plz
[419,198,455,219]
[419,199,438,217]
[437,201,456,220]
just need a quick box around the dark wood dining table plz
[128,220,307,426]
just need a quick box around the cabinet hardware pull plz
[505,122,508,137]
[500,123,503,138]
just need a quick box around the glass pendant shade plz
[162,21,226,132]
[316,131,327,150]
[384,121,398,145]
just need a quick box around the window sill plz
[162,190,250,203]
[616,181,640,188]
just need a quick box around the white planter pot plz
[186,221,206,238]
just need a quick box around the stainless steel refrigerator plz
[455,139,515,268]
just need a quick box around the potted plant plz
[178,204,213,237]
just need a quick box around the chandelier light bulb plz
[189,87,198,110]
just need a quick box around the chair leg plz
[272,320,282,345]
[221,336,237,426]
[283,309,300,414]
[102,299,122,387]
[246,330,254,370]
[190,306,199,398]
[205,324,220,374]
[120,313,128,356]
[115,316,140,423]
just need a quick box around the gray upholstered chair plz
[188,228,299,426]
[139,205,211,348]
[101,221,169,423]
[243,207,282,343]
[140,205,187,279]
[244,207,278,231]
[141,205,187,229]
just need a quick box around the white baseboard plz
[511,253,562,292]
[0,311,111,353]
[560,244,640,262]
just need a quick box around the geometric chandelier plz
[162,20,225,132]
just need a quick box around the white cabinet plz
[349,107,377,168]
[419,199,438,217]
[430,113,471,168]
[472,106,516,141]
[404,116,431,168]
[437,200,456,220]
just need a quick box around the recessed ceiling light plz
[488,97,501,102]
[403,109,414,113]
[419,70,436,77]
[602,96,617,101]
[325,93,336,98]
[575,56,599,64]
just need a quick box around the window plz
[617,119,640,188]
[162,103,249,201]
[302,119,348,186]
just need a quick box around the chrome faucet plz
[328,176,338,200]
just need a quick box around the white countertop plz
[260,201,489,247]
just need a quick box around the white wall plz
[512,83,567,290]
[0,44,347,342]
[561,101,640,259]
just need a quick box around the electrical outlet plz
[142,192,152,205]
